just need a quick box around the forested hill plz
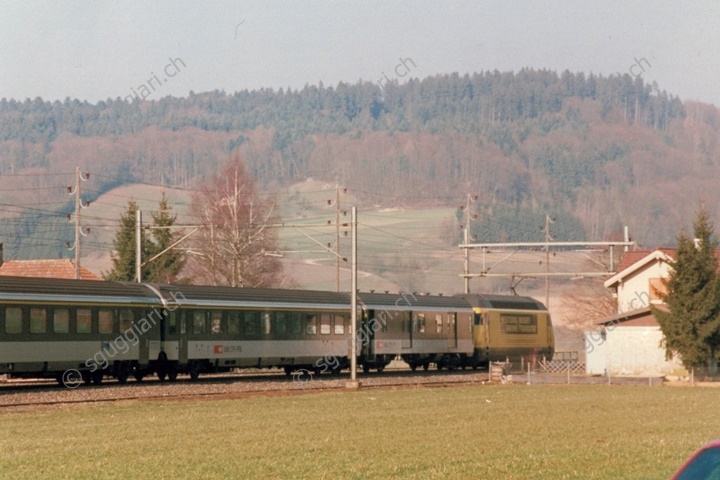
[1,68,719,259]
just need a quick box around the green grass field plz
[0,384,715,479]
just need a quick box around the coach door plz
[402,312,412,349]
[177,310,188,363]
[447,312,457,349]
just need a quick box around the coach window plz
[193,311,206,335]
[245,312,260,336]
[435,314,443,334]
[305,314,317,335]
[211,311,222,334]
[77,309,92,334]
[5,307,22,334]
[334,315,345,335]
[263,313,272,335]
[30,308,47,334]
[228,311,241,334]
[275,312,287,335]
[416,313,426,333]
[99,310,114,334]
[289,312,302,335]
[447,313,456,333]
[167,312,178,335]
[320,314,331,335]
[119,309,134,332]
[53,309,70,334]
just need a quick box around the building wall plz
[605,326,684,376]
[616,259,671,312]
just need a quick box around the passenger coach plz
[0,276,162,384]
[358,292,474,372]
[150,284,354,380]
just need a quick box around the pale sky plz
[1,1,719,105]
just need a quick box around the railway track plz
[0,369,491,411]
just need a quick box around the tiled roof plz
[617,247,720,273]
[617,248,677,272]
[0,260,100,280]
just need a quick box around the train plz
[0,275,554,386]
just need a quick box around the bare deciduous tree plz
[559,279,617,331]
[186,155,285,287]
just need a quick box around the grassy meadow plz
[0,384,716,479]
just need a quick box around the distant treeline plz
[0,69,683,145]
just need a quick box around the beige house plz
[584,248,685,376]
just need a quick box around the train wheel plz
[91,371,103,385]
[377,366,384,373]
[157,370,167,382]
[410,364,417,372]
[117,369,129,384]
[189,363,200,381]
[82,371,92,384]
[134,372,144,382]
[362,364,370,374]
[284,367,293,376]
[168,366,178,382]
[472,365,478,371]
[423,363,430,371]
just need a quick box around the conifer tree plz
[104,200,148,281]
[145,192,185,283]
[104,195,185,283]
[653,208,720,371]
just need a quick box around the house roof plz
[597,305,667,327]
[606,247,720,289]
[605,249,674,288]
[616,248,677,272]
[0,260,101,281]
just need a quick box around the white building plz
[584,248,685,376]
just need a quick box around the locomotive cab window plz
[5,307,22,334]
[53,309,70,334]
[30,308,47,334]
